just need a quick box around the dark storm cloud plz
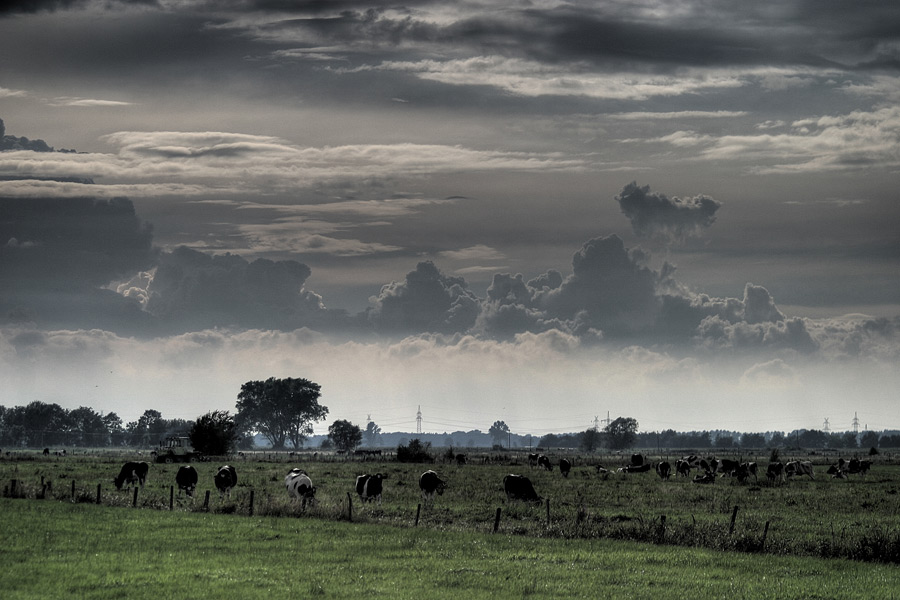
[0,0,158,15]
[0,195,156,332]
[144,246,341,334]
[616,182,722,244]
[366,261,480,335]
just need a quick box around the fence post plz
[71,479,76,501]
[96,483,101,505]
[132,486,139,508]
[203,490,210,511]
[729,505,739,535]
[249,490,255,517]
[415,503,421,527]
[10,479,16,497]
[169,486,174,510]
[762,521,770,550]
[346,492,353,522]
[493,507,502,533]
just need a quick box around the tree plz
[67,406,108,447]
[364,420,382,446]
[580,428,601,452]
[328,419,362,452]
[235,377,328,449]
[489,420,510,446]
[859,430,880,450]
[605,417,638,450]
[190,410,239,455]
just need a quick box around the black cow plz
[735,462,757,483]
[285,468,316,507]
[718,458,741,476]
[527,453,539,468]
[214,465,237,498]
[356,473,385,504]
[419,470,446,506]
[175,465,198,497]
[655,461,672,480]
[558,458,571,478]
[630,453,644,467]
[503,474,540,502]
[537,455,553,471]
[114,461,150,490]
[455,453,467,466]
[766,462,785,482]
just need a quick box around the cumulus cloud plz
[367,261,481,335]
[615,182,722,244]
[144,246,337,334]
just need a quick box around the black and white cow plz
[558,458,571,478]
[630,453,645,467]
[419,470,446,506]
[618,463,652,474]
[355,473,385,504]
[692,471,716,484]
[527,453,540,468]
[285,468,316,507]
[114,461,150,490]
[785,460,814,479]
[214,465,237,498]
[675,459,692,477]
[537,455,553,471]
[718,458,741,476]
[655,461,672,480]
[503,474,541,502]
[175,465,198,497]
[735,462,757,483]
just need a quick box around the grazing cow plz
[455,453,467,466]
[718,459,741,476]
[214,465,237,498]
[681,454,700,467]
[618,463,653,474]
[527,453,540,468]
[847,458,872,476]
[655,461,672,480]
[503,474,541,502]
[766,462,785,482]
[114,461,150,490]
[175,465,198,497]
[419,470,447,506]
[675,459,692,477]
[537,455,553,471]
[43,448,50,456]
[630,453,644,467]
[785,460,814,479]
[559,458,571,478]
[734,462,757,483]
[285,468,316,507]
[693,471,716,484]
[355,473,385,504]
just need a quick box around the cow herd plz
[109,451,875,511]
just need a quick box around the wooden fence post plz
[493,507,502,533]
[249,490,255,517]
[10,479,16,497]
[71,479,76,501]
[169,486,174,510]
[415,503,421,527]
[203,490,210,511]
[96,483,101,505]
[729,505,739,535]
[762,521,770,550]
[132,486,138,508]
[346,492,353,522]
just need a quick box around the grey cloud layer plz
[616,181,722,244]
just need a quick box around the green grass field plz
[4,449,898,562]
[2,498,899,599]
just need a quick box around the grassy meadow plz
[2,447,899,565]
[2,497,899,599]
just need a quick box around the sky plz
[1,0,898,437]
